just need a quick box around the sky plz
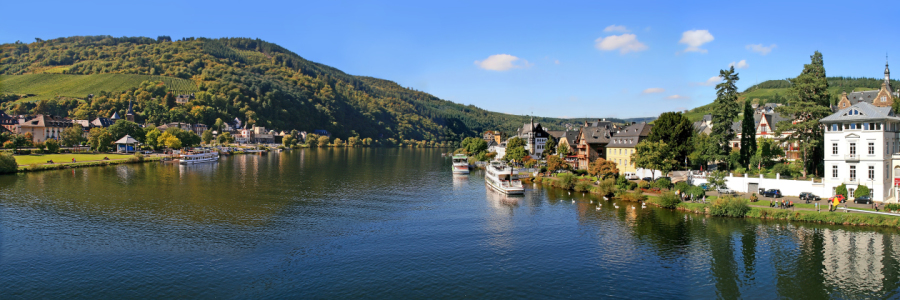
[2,0,899,119]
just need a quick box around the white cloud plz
[729,60,749,69]
[474,54,532,71]
[604,25,629,33]
[746,44,776,55]
[694,76,723,86]
[679,30,714,53]
[642,88,665,94]
[666,95,690,99]
[594,34,648,54]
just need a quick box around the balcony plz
[845,154,860,161]
[844,178,858,184]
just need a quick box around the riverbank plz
[14,154,163,173]
[646,195,900,228]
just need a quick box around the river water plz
[2,148,900,299]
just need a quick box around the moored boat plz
[178,148,220,165]
[452,154,470,174]
[484,161,524,194]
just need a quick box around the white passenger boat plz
[452,154,470,174]
[178,148,220,165]
[485,161,524,194]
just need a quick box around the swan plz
[590,200,594,204]
[568,191,571,195]
[596,206,601,210]
[572,200,575,203]
[603,196,608,201]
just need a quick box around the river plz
[1,148,899,299]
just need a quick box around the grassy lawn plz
[14,153,135,165]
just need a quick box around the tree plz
[544,135,557,156]
[88,127,113,152]
[0,152,17,174]
[214,118,225,132]
[835,183,848,199]
[318,135,330,147]
[753,138,784,169]
[464,137,487,155]
[201,129,214,144]
[164,92,176,109]
[45,139,60,154]
[739,101,757,167]
[306,133,319,147]
[158,131,182,149]
[854,185,870,198]
[217,132,235,144]
[689,132,716,170]
[108,120,145,142]
[775,51,832,178]
[546,155,568,173]
[282,134,295,147]
[165,127,200,147]
[504,137,527,163]
[347,136,359,147]
[332,138,344,147]
[61,125,84,147]
[631,140,677,178]
[145,128,161,150]
[647,111,695,169]
[558,141,570,156]
[710,66,740,167]
[588,158,619,179]
[708,170,728,189]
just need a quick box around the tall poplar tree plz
[775,51,831,178]
[710,66,740,167]
[739,101,756,167]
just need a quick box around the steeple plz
[886,55,893,94]
[126,99,135,122]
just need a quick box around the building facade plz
[820,102,898,202]
[517,118,549,159]
[605,123,652,175]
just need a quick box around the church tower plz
[126,99,135,122]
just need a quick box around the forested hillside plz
[684,76,899,122]
[0,36,644,144]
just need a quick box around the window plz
[833,165,838,178]
[870,123,876,130]
[869,142,875,155]
[895,168,900,177]
[850,143,856,155]
[832,124,839,131]
[833,143,838,155]
[864,123,870,130]
[851,123,857,129]
[877,123,882,130]
[883,96,887,102]
[850,188,856,197]
[869,165,875,179]
[850,165,856,180]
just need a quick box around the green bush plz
[617,190,647,202]
[128,152,144,163]
[673,181,691,193]
[637,180,650,189]
[574,181,593,193]
[835,184,848,199]
[655,192,681,209]
[594,178,617,197]
[885,203,900,211]
[0,152,17,173]
[554,173,577,190]
[655,177,672,190]
[855,185,870,198]
[709,196,750,217]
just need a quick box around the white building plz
[820,102,900,202]
[517,117,549,159]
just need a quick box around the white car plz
[717,188,734,194]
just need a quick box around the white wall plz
[693,174,830,198]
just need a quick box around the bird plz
[614,204,619,209]
[590,200,594,204]
[568,191,571,195]
[631,206,635,210]
[596,206,601,211]
[641,203,646,208]
[603,196,609,201]
[572,200,575,203]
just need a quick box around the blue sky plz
[2,0,899,119]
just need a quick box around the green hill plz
[0,74,197,100]
[684,77,900,122]
[0,36,650,144]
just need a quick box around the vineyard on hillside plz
[0,74,198,101]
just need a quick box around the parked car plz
[625,173,639,180]
[763,189,782,198]
[642,177,653,182]
[854,195,873,204]
[717,187,734,194]
[799,192,820,202]
[699,183,710,191]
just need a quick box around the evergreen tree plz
[709,66,740,168]
[739,101,756,167]
[775,51,831,178]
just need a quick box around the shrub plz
[129,152,144,163]
[749,193,759,202]
[885,203,900,211]
[637,180,650,189]
[554,173,577,190]
[673,181,691,193]
[709,196,750,217]
[574,181,593,192]
[835,184,848,199]
[655,177,672,190]
[855,185,870,198]
[655,192,681,209]
[627,181,638,191]
[593,178,617,196]
[0,152,17,173]
[617,190,647,202]
[615,175,629,189]
[45,139,60,154]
